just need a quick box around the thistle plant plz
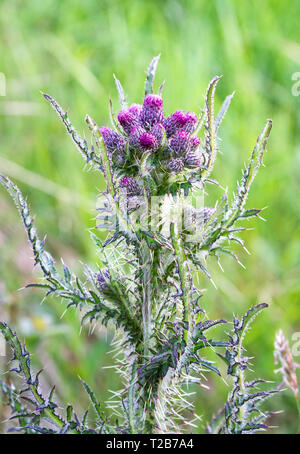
[0,56,279,434]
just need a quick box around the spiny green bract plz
[0,56,278,434]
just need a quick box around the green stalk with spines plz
[201,76,221,181]
[0,322,79,434]
[140,240,152,358]
[224,119,273,229]
[170,221,194,346]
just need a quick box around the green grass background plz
[0,0,300,433]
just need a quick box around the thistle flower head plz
[182,111,197,133]
[185,150,203,167]
[119,176,141,196]
[140,94,163,129]
[170,131,191,156]
[163,110,187,137]
[99,127,123,152]
[163,110,197,138]
[129,125,145,149]
[150,123,165,146]
[167,157,184,174]
[118,109,140,135]
[128,127,158,151]
[274,330,299,398]
[99,79,201,187]
[139,131,158,150]
[128,103,142,118]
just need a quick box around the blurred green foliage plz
[0,0,299,433]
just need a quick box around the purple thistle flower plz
[139,132,158,150]
[118,109,140,135]
[163,110,188,137]
[185,150,203,167]
[129,127,158,151]
[163,110,197,137]
[140,94,163,129]
[100,127,126,166]
[128,103,142,118]
[99,127,123,152]
[119,176,141,196]
[97,269,111,293]
[168,157,185,174]
[170,131,191,156]
[129,126,145,148]
[182,111,197,133]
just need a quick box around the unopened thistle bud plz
[182,111,197,133]
[163,111,187,137]
[99,127,124,153]
[185,150,203,167]
[118,109,140,135]
[140,94,163,129]
[129,126,144,148]
[163,110,197,137]
[128,103,142,118]
[119,176,141,196]
[170,131,191,156]
[139,131,158,150]
[168,157,184,174]
[274,330,299,398]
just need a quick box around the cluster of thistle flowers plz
[99,93,202,196]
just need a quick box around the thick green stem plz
[0,323,79,434]
[140,240,152,358]
[170,222,194,345]
[128,361,138,434]
[237,343,246,424]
